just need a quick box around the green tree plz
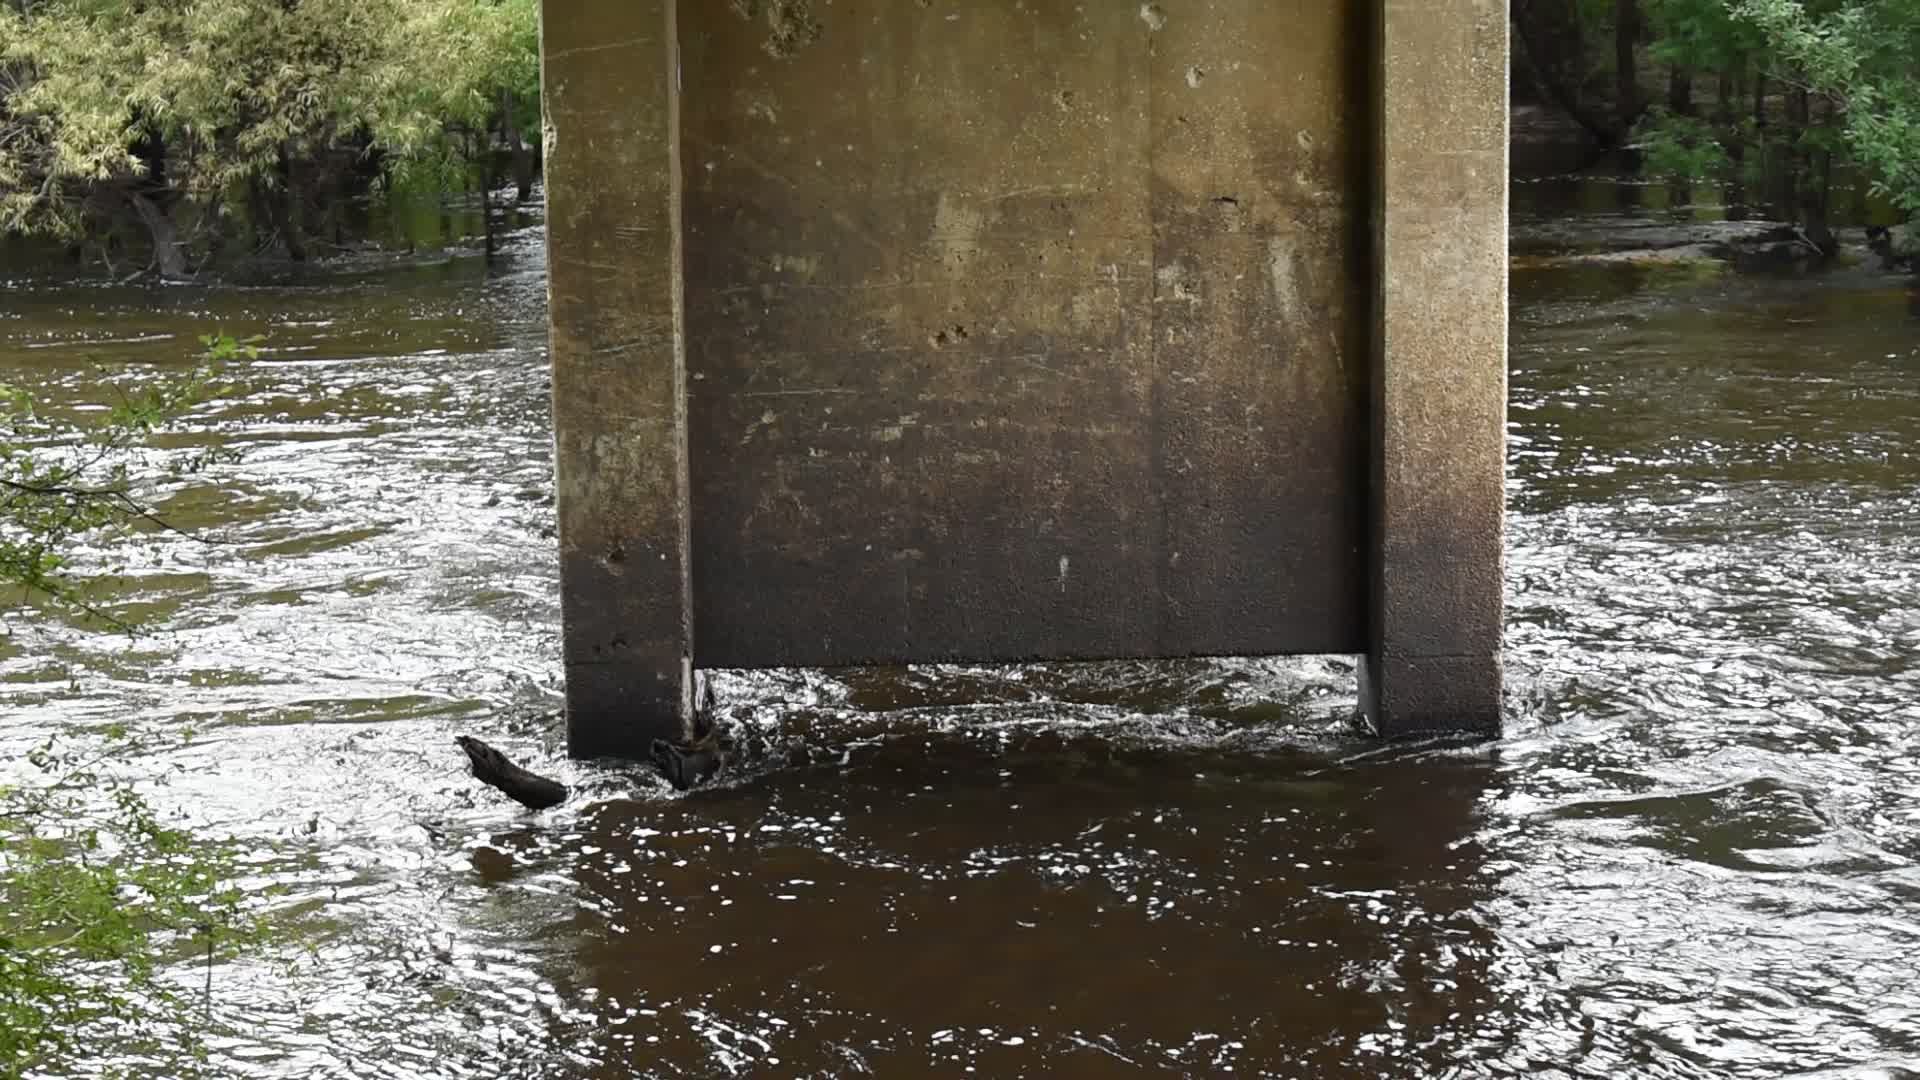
[380,0,542,254]
[1647,0,1766,120]
[0,0,539,276]
[1735,0,1920,220]
[1616,0,1920,254]
[1517,0,1920,245]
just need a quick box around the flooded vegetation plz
[4,178,1919,1076]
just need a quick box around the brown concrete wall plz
[543,0,1507,751]
[1361,0,1509,735]
[679,0,1367,668]
[543,0,693,756]
[1146,0,1372,656]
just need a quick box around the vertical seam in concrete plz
[1367,0,1389,669]
[666,0,695,729]
[1498,7,1513,589]
[1144,19,1170,655]
[538,1,565,576]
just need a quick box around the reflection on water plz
[3,195,1919,1076]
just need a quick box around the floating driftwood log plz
[457,728,722,807]
[456,735,568,810]
[460,685,725,806]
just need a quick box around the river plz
[2,182,1918,1078]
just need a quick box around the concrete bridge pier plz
[541,0,1506,759]
[542,0,692,758]
[1361,0,1508,735]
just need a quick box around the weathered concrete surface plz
[543,0,693,757]
[1361,0,1509,736]
[679,0,1366,667]
[543,0,1507,753]
[1148,0,1371,657]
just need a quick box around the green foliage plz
[1635,106,1733,179]
[1525,0,1920,230]
[0,0,540,267]
[384,0,541,196]
[1,334,255,622]
[1734,0,1920,218]
[1647,0,1764,72]
[2,333,269,1076]
[1,730,264,1078]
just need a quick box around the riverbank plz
[0,185,542,288]
[1512,102,1916,277]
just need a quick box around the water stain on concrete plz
[729,0,822,59]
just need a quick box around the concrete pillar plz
[1361,0,1508,736]
[542,0,693,757]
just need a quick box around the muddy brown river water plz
[3,184,1920,1078]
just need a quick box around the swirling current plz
[2,184,1918,1078]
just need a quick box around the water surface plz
[3,195,1919,1077]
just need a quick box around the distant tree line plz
[1514,0,1920,254]
[0,0,538,277]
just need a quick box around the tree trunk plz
[1614,0,1640,130]
[315,153,344,251]
[1668,65,1692,116]
[1788,85,1810,125]
[1666,168,1693,204]
[500,90,538,204]
[1753,71,1767,128]
[126,190,189,279]
[513,145,537,204]
[481,154,497,258]
[276,144,307,262]
[1799,92,1835,257]
[1715,66,1734,125]
[1512,0,1627,145]
[1725,64,1748,212]
[245,177,282,256]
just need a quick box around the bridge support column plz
[543,0,693,757]
[1362,0,1508,736]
